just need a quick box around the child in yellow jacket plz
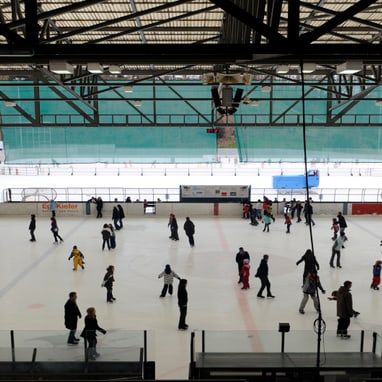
[68,245,85,271]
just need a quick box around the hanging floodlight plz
[336,61,362,75]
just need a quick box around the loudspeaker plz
[222,87,233,106]
[211,88,221,107]
[232,88,244,107]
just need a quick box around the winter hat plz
[165,264,171,274]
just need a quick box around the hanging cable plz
[299,57,325,370]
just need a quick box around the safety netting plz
[236,126,382,162]
[2,127,217,164]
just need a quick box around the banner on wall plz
[180,185,250,203]
[39,202,83,216]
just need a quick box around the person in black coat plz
[96,197,103,218]
[80,307,106,360]
[29,214,36,242]
[177,279,188,330]
[101,224,111,250]
[303,201,315,226]
[117,204,125,229]
[50,216,63,244]
[64,291,82,345]
[183,217,195,247]
[255,255,275,298]
[296,249,319,285]
[337,211,348,234]
[103,265,116,303]
[168,214,179,241]
[112,206,120,230]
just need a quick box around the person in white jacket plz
[158,264,181,297]
[330,231,347,268]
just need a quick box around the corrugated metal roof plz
[0,1,380,74]
[0,0,379,45]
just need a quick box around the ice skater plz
[68,245,85,271]
[29,214,36,242]
[51,216,63,244]
[158,264,181,297]
[371,260,382,290]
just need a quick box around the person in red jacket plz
[240,259,251,290]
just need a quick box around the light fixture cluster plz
[49,61,123,75]
[276,63,316,74]
[202,72,253,86]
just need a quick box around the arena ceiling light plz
[276,65,289,74]
[49,61,74,75]
[87,63,104,74]
[109,65,121,74]
[124,86,134,92]
[336,61,362,75]
[300,63,316,73]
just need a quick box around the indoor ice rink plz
[1,1,382,379]
[1,162,382,379]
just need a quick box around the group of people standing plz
[295,247,360,339]
[242,197,319,234]
[101,223,117,250]
[157,264,189,330]
[235,247,275,298]
[168,214,195,247]
[112,204,125,230]
[234,243,361,339]
[64,292,107,360]
[330,211,348,269]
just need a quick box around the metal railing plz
[2,163,382,177]
[2,187,382,203]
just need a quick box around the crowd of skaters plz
[242,197,316,234]
[238,196,382,339]
[29,200,195,359]
[236,244,361,339]
[28,196,381,355]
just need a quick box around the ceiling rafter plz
[90,4,219,44]
[6,0,107,30]
[39,67,98,113]
[0,1,380,128]
[0,89,36,123]
[299,0,379,44]
[97,76,154,124]
[300,1,382,34]
[210,0,286,44]
[329,83,381,123]
[41,0,192,44]
[157,77,212,124]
